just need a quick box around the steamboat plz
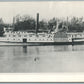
[0,13,84,46]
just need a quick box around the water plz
[0,45,84,72]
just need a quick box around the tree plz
[13,15,36,31]
[39,20,48,31]
[0,18,4,36]
[68,17,84,32]
[48,18,57,32]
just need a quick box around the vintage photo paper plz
[0,1,84,82]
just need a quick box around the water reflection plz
[23,46,27,53]
[22,46,40,62]
[53,45,73,51]
[21,45,84,54]
[0,45,84,72]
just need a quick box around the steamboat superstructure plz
[0,31,72,45]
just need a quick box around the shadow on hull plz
[0,41,84,46]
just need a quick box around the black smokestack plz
[36,13,39,34]
[13,17,15,30]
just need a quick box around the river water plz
[0,45,84,73]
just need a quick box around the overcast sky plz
[0,1,84,23]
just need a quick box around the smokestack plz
[13,17,15,30]
[36,13,39,34]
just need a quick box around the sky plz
[0,1,84,23]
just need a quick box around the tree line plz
[13,15,84,32]
[0,15,84,36]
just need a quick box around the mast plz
[36,13,39,34]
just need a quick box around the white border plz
[0,73,84,82]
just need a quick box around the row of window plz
[68,34,83,37]
[9,32,47,35]
[9,32,33,33]
[6,39,53,41]
[8,35,47,37]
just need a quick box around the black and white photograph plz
[0,1,84,73]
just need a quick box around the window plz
[75,35,77,37]
[29,35,32,37]
[24,35,27,37]
[80,34,82,36]
[13,35,16,37]
[18,35,21,37]
[42,35,45,37]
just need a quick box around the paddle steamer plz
[0,13,84,45]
